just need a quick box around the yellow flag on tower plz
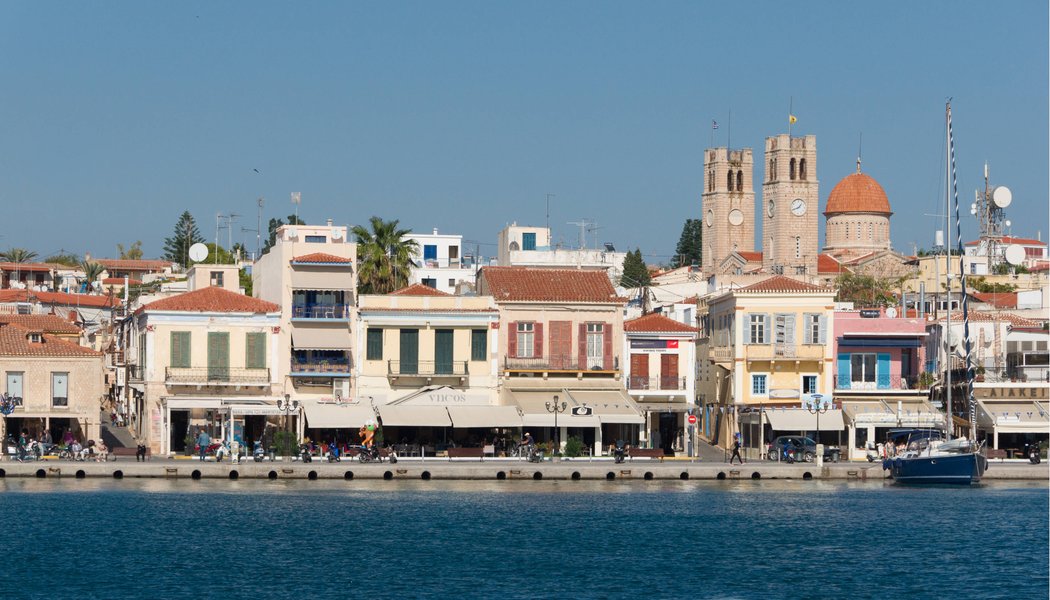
[789,114,798,124]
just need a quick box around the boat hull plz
[883,452,988,485]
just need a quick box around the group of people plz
[6,428,108,462]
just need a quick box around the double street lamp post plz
[545,395,567,458]
[806,394,828,464]
[276,393,300,460]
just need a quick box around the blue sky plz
[1,1,1046,263]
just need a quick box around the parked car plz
[767,436,840,462]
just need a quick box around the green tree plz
[162,212,205,268]
[834,273,900,308]
[0,248,39,263]
[620,248,651,287]
[352,216,419,294]
[117,241,144,260]
[992,262,1029,275]
[671,219,702,268]
[260,214,306,256]
[239,268,253,296]
[44,251,81,267]
[203,243,235,265]
[968,276,1016,293]
[80,261,105,288]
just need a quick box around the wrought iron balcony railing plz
[503,354,618,372]
[627,376,688,391]
[165,367,270,385]
[387,360,468,377]
[290,304,351,319]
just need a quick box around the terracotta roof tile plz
[0,314,81,335]
[964,236,1046,247]
[818,253,850,274]
[139,287,279,314]
[0,262,54,272]
[936,311,1041,328]
[739,275,833,293]
[737,251,763,262]
[825,172,892,215]
[97,259,171,271]
[480,267,622,303]
[970,292,1018,309]
[292,252,353,264]
[389,283,452,296]
[0,289,120,308]
[102,277,142,285]
[0,323,101,357]
[624,312,698,333]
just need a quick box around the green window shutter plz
[208,332,230,380]
[471,329,487,361]
[435,329,454,374]
[399,329,418,374]
[171,332,191,368]
[367,329,383,361]
[245,332,266,369]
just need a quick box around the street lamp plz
[806,394,828,462]
[276,393,300,460]
[545,395,567,457]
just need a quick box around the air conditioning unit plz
[333,379,349,401]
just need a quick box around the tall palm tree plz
[81,261,106,292]
[0,248,39,263]
[351,217,419,294]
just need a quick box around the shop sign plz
[630,339,680,350]
[977,386,1048,400]
[859,309,881,318]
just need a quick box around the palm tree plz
[351,216,419,294]
[0,248,39,263]
[81,261,106,292]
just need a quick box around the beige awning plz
[510,390,601,428]
[292,327,351,350]
[290,269,353,291]
[763,409,845,431]
[375,405,452,427]
[977,400,1050,432]
[446,405,523,428]
[303,401,374,429]
[841,400,943,427]
[565,389,645,424]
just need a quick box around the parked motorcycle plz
[300,443,313,463]
[613,441,626,464]
[253,441,266,462]
[327,443,341,463]
[1027,441,1041,465]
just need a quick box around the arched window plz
[845,222,849,239]
[799,158,807,180]
[789,158,797,180]
[769,238,775,262]
[727,169,734,191]
[736,170,743,191]
[795,236,801,259]
[708,169,714,192]
[769,159,775,181]
[869,223,873,240]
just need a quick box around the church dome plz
[824,172,892,216]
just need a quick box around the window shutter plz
[818,315,827,344]
[534,322,543,358]
[876,353,891,389]
[783,315,795,346]
[837,353,851,389]
[578,324,587,369]
[764,314,772,344]
[508,322,517,358]
[602,322,613,370]
[246,332,266,369]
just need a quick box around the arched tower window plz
[769,159,775,182]
[736,170,743,191]
[869,223,873,240]
[799,158,807,180]
[789,158,797,180]
[727,169,734,191]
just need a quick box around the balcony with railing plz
[387,360,468,384]
[127,365,144,382]
[745,343,825,362]
[503,354,619,374]
[165,367,270,386]
[627,375,688,391]
[710,346,733,362]
[834,373,927,392]
[290,303,352,321]
[290,359,352,377]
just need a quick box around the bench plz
[111,446,151,460]
[628,448,665,461]
[446,447,485,461]
[985,448,1007,462]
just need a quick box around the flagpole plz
[727,110,732,149]
[710,119,714,148]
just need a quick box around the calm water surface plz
[0,479,1046,599]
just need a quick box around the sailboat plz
[882,101,988,485]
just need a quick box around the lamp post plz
[545,395,567,457]
[806,393,828,464]
[276,393,300,460]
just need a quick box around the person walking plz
[730,435,743,465]
[196,429,210,462]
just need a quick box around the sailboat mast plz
[944,102,952,440]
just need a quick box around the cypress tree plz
[162,211,205,268]
[620,248,651,287]
[671,218,702,268]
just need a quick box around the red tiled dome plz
[824,173,891,215]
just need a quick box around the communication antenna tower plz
[973,163,1012,270]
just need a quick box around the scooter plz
[327,443,341,463]
[299,444,313,463]
[252,441,266,462]
[1028,441,1041,465]
[613,442,626,464]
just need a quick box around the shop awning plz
[446,405,523,428]
[842,400,943,428]
[292,328,351,350]
[290,269,353,291]
[375,405,452,427]
[977,400,1050,433]
[510,390,601,428]
[303,401,375,428]
[763,409,845,431]
[565,389,645,424]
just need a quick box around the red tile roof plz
[390,283,451,297]
[292,252,353,264]
[1031,261,1049,272]
[102,277,142,285]
[0,289,120,308]
[0,314,81,335]
[480,267,623,303]
[0,323,101,357]
[139,287,279,314]
[970,292,1018,309]
[824,172,892,215]
[0,262,54,272]
[737,251,763,262]
[818,253,850,274]
[739,275,833,293]
[935,311,1041,328]
[964,236,1046,247]
[96,259,171,271]
[624,312,698,333]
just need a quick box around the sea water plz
[0,479,1045,599]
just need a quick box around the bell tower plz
[762,134,819,274]
[701,147,755,273]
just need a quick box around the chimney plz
[326,218,333,227]
[433,228,439,235]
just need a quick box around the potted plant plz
[975,366,986,382]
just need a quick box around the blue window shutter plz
[423,245,438,260]
[522,233,536,251]
[877,353,891,389]
[837,353,851,389]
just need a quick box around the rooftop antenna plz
[215,213,224,264]
[587,221,605,250]
[291,192,301,223]
[567,219,591,249]
[244,197,263,261]
[227,213,241,260]
[857,132,863,173]
[546,193,554,244]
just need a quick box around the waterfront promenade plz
[1,457,1045,481]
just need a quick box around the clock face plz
[767,200,775,218]
[791,198,806,216]
[728,209,744,226]
[705,209,713,227]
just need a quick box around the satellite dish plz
[1004,244,1025,266]
[332,229,343,241]
[188,243,209,262]
[991,186,1012,208]
[886,307,898,319]
[287,228,298,240]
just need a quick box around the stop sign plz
[687,414,697,424]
